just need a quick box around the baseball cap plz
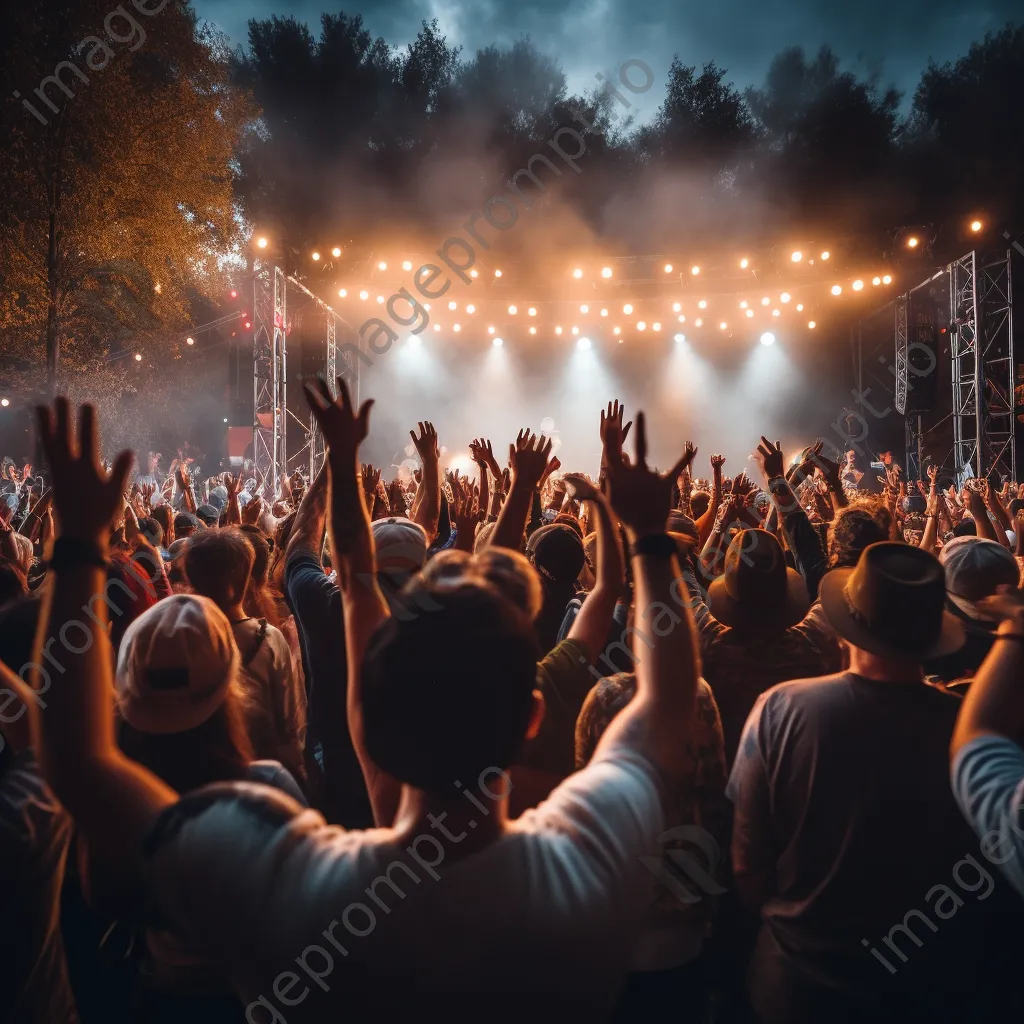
[174,511,201,533]
[372,518,428,575]
[115,594,240,734]
[527,523,586,584]
[196,504,220,526]
[939,536,1020,620]
[667,511,699,543]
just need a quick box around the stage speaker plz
[905,324,938,414]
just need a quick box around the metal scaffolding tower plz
[950,249,1015,484]
[253,264,287,489]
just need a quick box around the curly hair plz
[827,499,895,569]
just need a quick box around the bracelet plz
[994,633,1024,643]
[630,533,678,560]
[49,537,109,573]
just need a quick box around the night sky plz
[195,0,1020,119]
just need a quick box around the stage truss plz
[253,264,287,491]
[949,249,1015,485]
[253,265,360,487]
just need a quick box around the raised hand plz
[976,585,1024,624]
[470,438,501,477]
[35,398,134,542]
[752,437,786,481]
[509,433,555,491]
[599,400,633,457]
[710,453,726,472]
[680,441,698,472]
[176,461,191,490]
[303,376,374,466]
[604,412,694,540]
[732,471,756,499]
[223,473,242,501]
[361,463,382,502]
[563,473,601,504]
[539,456,562,490]
[410,421,439,463]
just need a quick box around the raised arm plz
[31,399,176,880]
[304,378,398,825]
[563,473,624,662]
[695,452,723,545]
[591,413,699,781]
[409,422,441,541]
[285,459,329,561]
[489,430,555,551]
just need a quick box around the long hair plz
[117,696,254,795]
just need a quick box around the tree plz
[0,0,254,396]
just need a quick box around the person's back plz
[729,543,1024,1022]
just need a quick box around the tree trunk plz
[45,208,59,396]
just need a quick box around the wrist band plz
[49,537,109,573]
[994,633,1024,643]
[767,476,787,490]
[630,533,677,560]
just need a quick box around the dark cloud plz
[197,0,1020,116]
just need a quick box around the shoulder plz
[536,637,590,689]
[248,761,309,806]
[0,749,72,852]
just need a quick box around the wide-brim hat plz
[820,541,965,659]
[708,529,809,630]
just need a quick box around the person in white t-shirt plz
[29,392,699,1021]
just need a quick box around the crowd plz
[1,386,1023,1024]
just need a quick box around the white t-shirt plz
[144,742,665,1018]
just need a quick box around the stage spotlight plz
[573,268,583,279]
[378,261,388,270]
[691,266,700,276]
[0,399,8,407]
[186,337,195,346]
[618,338,625,344]
[508,305,517,314]
[761,297,770,306]
[494,269,503,278]
[796,304,804,312]
[229,290,237,299]
[580,304,589,313]
[469,269,478,278]
[338,288,347,298]
[403,260,413,271]
[906,237,919,249]
[134,353,142,361]
[637,321,646,331]
[613,326,621,336]
[746,310,754,318]
[376,295,384,304]
[332,247,342,258]
[577,337,592,351]
[665,264,674,273]
[257,237,268,250]
[572,326,579,335]
[740,258,749,269]
[448,300,457,310]
[529,326,537,335]
[808,321,817,329]
[970,219,983,233]
[602,267,613,278]
[223,418,229,424]
[555,326,563,335]
[424,303,430,310]
[245,321,252,329]
[493,336,503,347]
[600,308,608,317]
[359,290,369,300]
[528,307,537,316]
[678,315,686,323]
[675,334,686,343]
[781,292,791,303]
[698,300,707,309]
[653,322,662,331]
[882,274,892,285]
[852,279,864,291]
[719,321,727,330]
[872,276,881,286]
[411,334,423,347]
[432,324,440,332]
[821,251,830,260]
[466,304,476,314]
[488,326,495,334]
[760,332,776,346]
[623,303,633,314]
[740,300,748,309]
[695,318,703,327]
[673,302,682,312]
[791,251,802,263]
[453,324,461,332]
[831,285,842,296]
[312,251,321,261]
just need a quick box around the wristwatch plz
[630,533,677,560]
